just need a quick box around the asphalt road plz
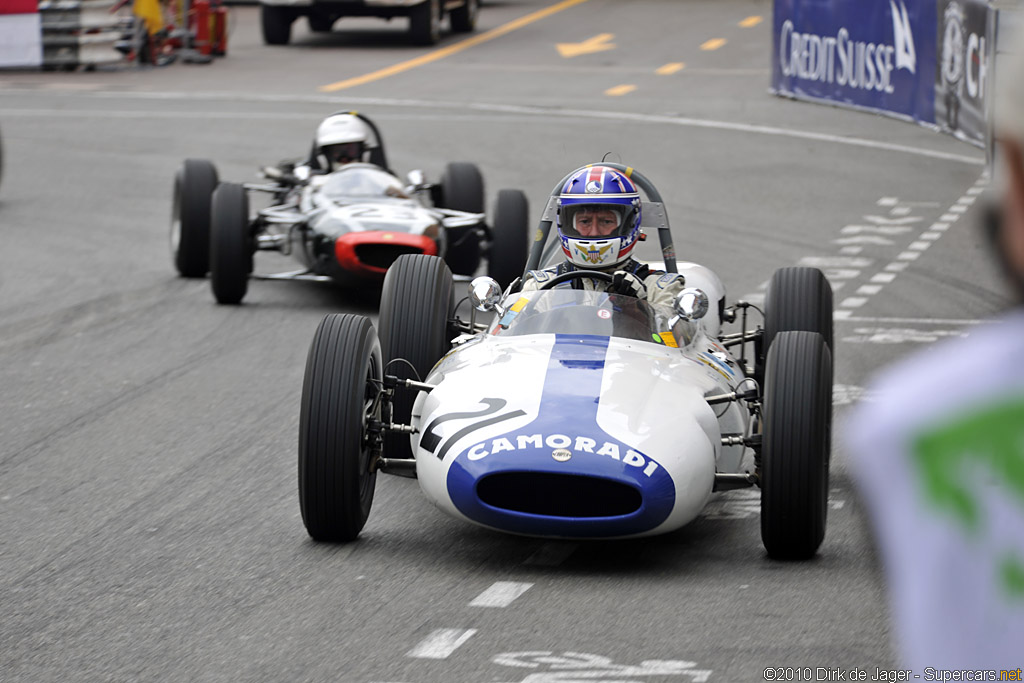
[0,1,1010,681]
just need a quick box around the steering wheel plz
[538,270,614,290]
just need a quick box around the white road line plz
[897,251,921,260]
[834,310,853,320]
[930,222,950,230]
[958,195,977,205]
[950,204,969,213]
[921,232,942,240]
[0,94,987,165]
[908,241,931,250]
[469,582,533,607]
[967,186,986,195]
[839,297,868,308]
[823,268,861,280]
[798,256,873,267]
[835,316,987,325]
[856,285,882,295]
[941,213,959,221]
[870,273,897,283]
[877,197,899,206]
[839,246,864,255]
[524,542,579,566]
[890,206,912,216]
[885,262,910,271]
[407,629,477,659]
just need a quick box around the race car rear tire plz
[449,0,477,32]
[439,161,485,213]
[261,4,294,45]
[210,182,253,305]
[378,254,453,460]
[758,266,833,381]
[439,161,485,275]
[409,0,440,45]
[760,330,832,561]
[486,189,530,288]
[172,158,219,278]
[299,314,381,542]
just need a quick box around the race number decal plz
[421,398,526,461]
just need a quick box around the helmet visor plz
[561,205,628,239]
[323,141,364,164]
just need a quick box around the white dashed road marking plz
[407,628,477,659]
[470,582,533,607]
[745,179,990,317]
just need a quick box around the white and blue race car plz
[297,163,835,560]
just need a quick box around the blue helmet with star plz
[556,165,642,269]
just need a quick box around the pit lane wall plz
[0,0,43,67]
[772,0,996,147]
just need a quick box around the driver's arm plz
[520,269,553,292]
[643,272,685,307]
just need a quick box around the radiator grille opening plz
[355,243,425,269]
[477,472,642,517]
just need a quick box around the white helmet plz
[315,114,375,170]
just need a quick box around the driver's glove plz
[608,271,647,298]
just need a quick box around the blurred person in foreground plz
[843,46,1024,672]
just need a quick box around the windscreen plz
[488,289,682,346]
[320,166,409,200]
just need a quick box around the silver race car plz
[171,112,529,304]
[297,163,834,560]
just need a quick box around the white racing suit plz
[520,258,686,309]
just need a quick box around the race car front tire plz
[172,158,219,278]
[261,4,294,45]
[760,330,832,561]
[299,314,381,542]
[439,161,485,275]
[486,188,530,288]
[378,254,453,460]
[210,182,253,305]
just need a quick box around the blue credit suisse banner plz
[773,0,938,125]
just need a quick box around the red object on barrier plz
[210,1,227,56]
[190,0,228,57]
[191,0,211,55]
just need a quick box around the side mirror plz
[469,276,503,312]
[673,288,709,321]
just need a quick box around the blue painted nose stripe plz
[447,334,675,536]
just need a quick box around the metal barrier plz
[38,0,130,69]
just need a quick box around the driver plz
[520,165,685,307]
[311,113,374,171]
[273,112,383,187]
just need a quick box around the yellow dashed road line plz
[604,84,637,96]
[655,62,685,75]
[319,0,592,92]
[739,16,763,28]
[700,38,727,51]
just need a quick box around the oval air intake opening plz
[477,472,642,518]
[355,243,425,269]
